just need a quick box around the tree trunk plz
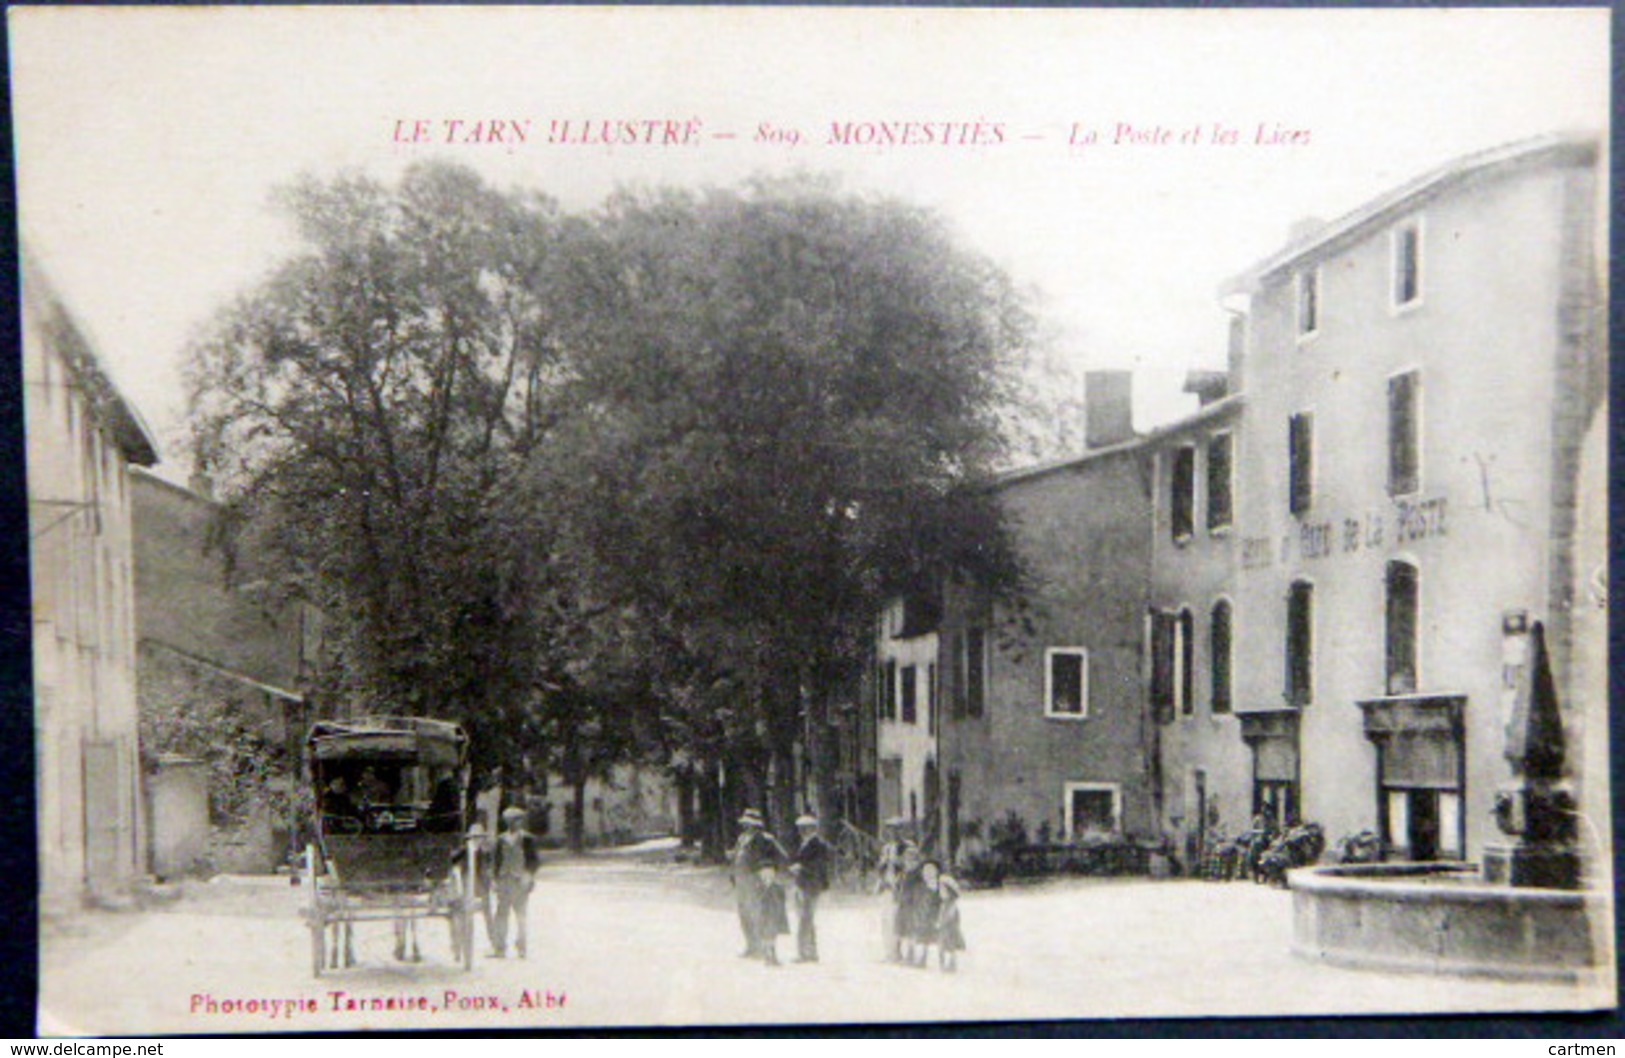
[697,762,723,862]
[769,735,797,847]
[809,686,840,831]
[674,766,696,848]
[569,778,587,853]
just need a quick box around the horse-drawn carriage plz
[304,716,479,975]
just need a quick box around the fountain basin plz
[1290,863,1603,982]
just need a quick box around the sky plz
[8,6,1610,480]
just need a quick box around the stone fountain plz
[1290,621,1606,982]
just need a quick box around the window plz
[1045,648,1088,718]
[1149,610,1190,723]
[1393,221,1422,308]
[900,665,918,724]
[1170,445,1195,541]
[1296,268,1319,338]
[1388,371,1420,497]
[1149,611,1176,724]
[1385,788,1461,861]
[1285,580,1314,706]
[1255,780,1297,831]
[1210,600,1233,714]
[883,659,898,721]
[1206,433,1233,531]
[1178,608,1195,716]
[964,627,986,718]
[927,663,938,736]
[1064,782,1122,838]
[1288,412,1314,515]
[1385,561,1419,695]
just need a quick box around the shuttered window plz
[1388,371,1420,496]
[1210,600,1233,714]
[1150,611,1176,724]
[1393,222,1421,307]
[1296,269,1319,337]
[927,663,938,735]
[964,627,986,718]
[1178,608,1195,716]
[1385,561,1419,695]
[1288,412,1314,515]
[1286,581,1314,706]
[883,659,898,721]
[1170,445,1195,540]
[1207,433,1233,531]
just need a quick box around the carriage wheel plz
[458,846,477,971]
[458,904,475,971]
[306,843,326,978]
[310,918,327,977]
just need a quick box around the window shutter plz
[1289,414,1313,515]
[1286,582,1313,705]
[1388,372,1419,496]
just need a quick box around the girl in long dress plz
[932,865,966,972]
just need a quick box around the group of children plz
[881,841,966,972]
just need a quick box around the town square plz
[9,6,1616,1035]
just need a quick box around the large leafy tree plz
[537,177,1030,834]
[185,163,568,767]
[186,165,1034,847]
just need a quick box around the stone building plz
[1154,132,1606,863]
[872,596,940,830]
[131,468,315,873]
[868,133,1605,879]
[934,373,1158,857]
[1143,376,1251,857]
[24,256,159,909]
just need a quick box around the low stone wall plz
[1290,862,1604,982]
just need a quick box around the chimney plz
[1084,370,1135,449]
[1182,370,1229,407]
[1226,310,1247,394]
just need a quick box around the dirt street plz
[38,852,1612,1034]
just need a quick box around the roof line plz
[991,391,1246,488]
[131,465,216,507]
[1220,131,1600,296]
[21,249,162,467]
[140,637,304,702]
[991,433,1145,488]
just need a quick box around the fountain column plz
[1482,620,1582,889]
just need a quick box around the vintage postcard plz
[12,4,1615,1034]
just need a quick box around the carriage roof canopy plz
[307,716,469,768]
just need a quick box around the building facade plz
[873,134,1605,878]
[24,257,160,908]
[873,597,939,829]
[936,375,1158,856]
[1145,389,1252,858]
[131,468,315,873]
[1156,133,1606,864]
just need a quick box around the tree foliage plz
[535,176,1030,829]
[185,164,1034,843]
[185,163,568,760]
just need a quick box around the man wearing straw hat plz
[730,808,786,964]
